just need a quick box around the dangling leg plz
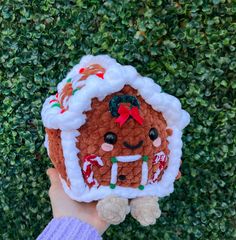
[96,195,130,225]
[130,196,161,226]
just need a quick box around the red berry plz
[79,68,85,73]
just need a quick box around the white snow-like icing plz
[110,163,118,185]
[60,130,88,194]
[116,155,141,162]
[44,133,49,155]
[140,162,148,186]
[41,55,190,202]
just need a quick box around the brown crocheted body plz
[45,85,171,188]
[45,128,71,187]
[77,85,170,188]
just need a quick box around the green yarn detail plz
[138,185,144,190]
[110,183,116,189]
[72,88,79,95]
[142,155,148,162]
[111,157,118,163]
[51,103,61,108]
[67,78,72,82]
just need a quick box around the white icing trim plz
[44,133,49,155]
[140,161,148,186]
[60,130,87,195]
[110,163,118,184]
[116,155,141,162]
[42,55,190,202]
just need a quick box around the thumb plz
[46,168,61,187]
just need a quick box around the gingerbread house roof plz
[41,55,190,132]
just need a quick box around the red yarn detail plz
[49,99,58,104]
[115,104,144,126]
[60,109,67,114]
[84,154,97,161]
[83,165,92,177]
[84,155,101,166]
[82,155,103,188]
[152,152,167,165]
[159,160,166,170]
[96,73,104,79]
[79,68,85,74]
[56,93,59,98]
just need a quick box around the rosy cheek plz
[153,137,161,147]
[101,143,114,152]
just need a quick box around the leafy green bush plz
[0,0,235,239]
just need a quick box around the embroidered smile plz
[123,140,144,150]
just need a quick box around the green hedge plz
[0,0,235,239]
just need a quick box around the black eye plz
[104,132,117,144]
[149,128,158,141]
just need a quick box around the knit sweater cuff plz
[37,217,102,240]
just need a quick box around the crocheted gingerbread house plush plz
[42,55,190,226]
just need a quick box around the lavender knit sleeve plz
[36,217,102,240]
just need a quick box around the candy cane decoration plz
[82,154,104,188]
[149,151,168,183]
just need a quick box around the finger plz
[175,171,182,180]
[47,168,65,203]
[46,168,61,187]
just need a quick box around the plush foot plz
[130,196,161,226]
[96,195,130,225]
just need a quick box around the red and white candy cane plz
[82,154,104,187]
[149,151,168,183]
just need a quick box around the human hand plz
[46,168,110,235]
